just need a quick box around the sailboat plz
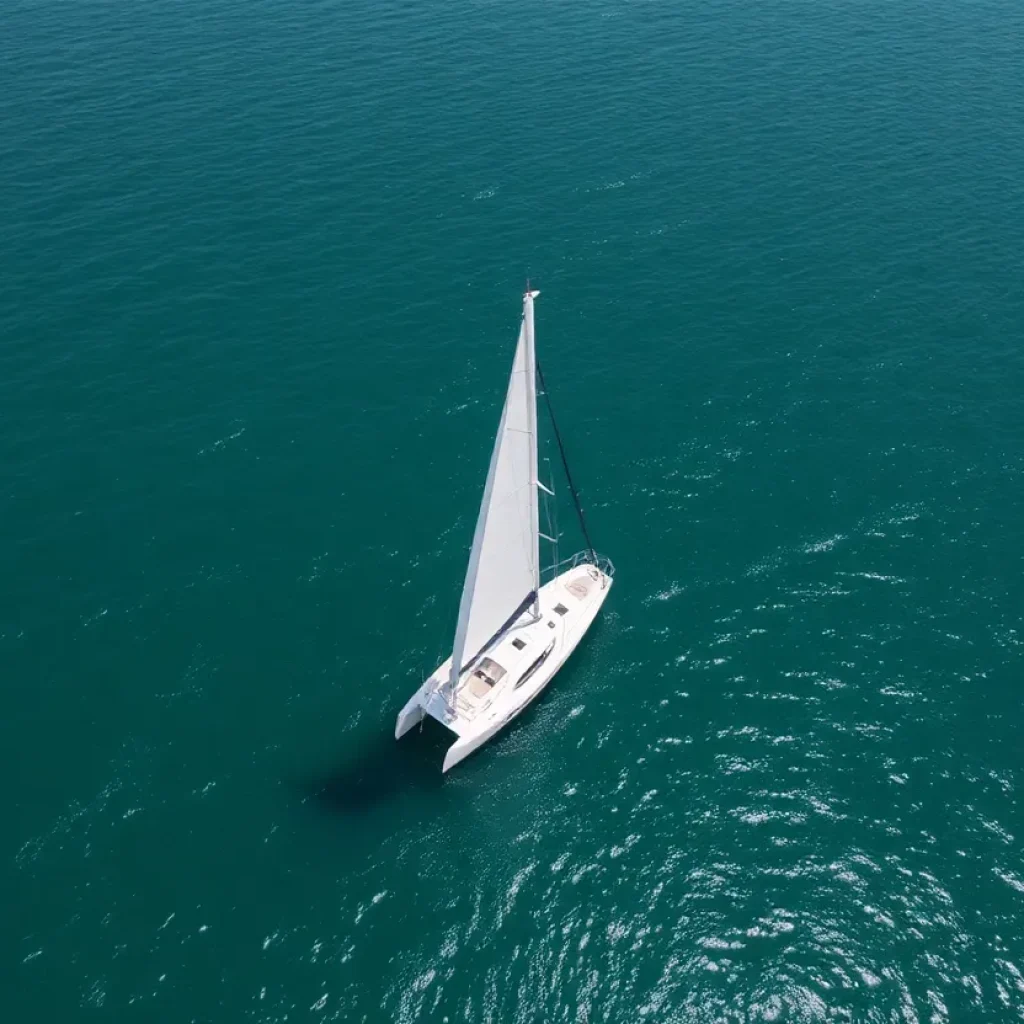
[395,288,614,772]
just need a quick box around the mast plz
[524,289,540,616]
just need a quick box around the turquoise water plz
[4,0,1024,1020]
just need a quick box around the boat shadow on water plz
[301,717,452,816]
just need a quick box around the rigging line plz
[535,358,597,567]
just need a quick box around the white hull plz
[396,558,612,771]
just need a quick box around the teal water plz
[4,0,1024,1020]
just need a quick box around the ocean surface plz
[4,1,1024,1021]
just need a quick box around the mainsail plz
[448,291,541,685]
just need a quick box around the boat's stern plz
[395,677,490,771]
[395,676,465,739]
[442,733,485,773]
[394,693,427,739]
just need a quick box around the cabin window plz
[512,638,527,650]
[548,620,555,629]
[554,603,569,616]
[515,641,555,689]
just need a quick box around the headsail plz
[449,291,541,686]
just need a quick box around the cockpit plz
[467,657,507,698]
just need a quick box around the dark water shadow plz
[298,717,451,816]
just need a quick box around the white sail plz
[449,291,541,685]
